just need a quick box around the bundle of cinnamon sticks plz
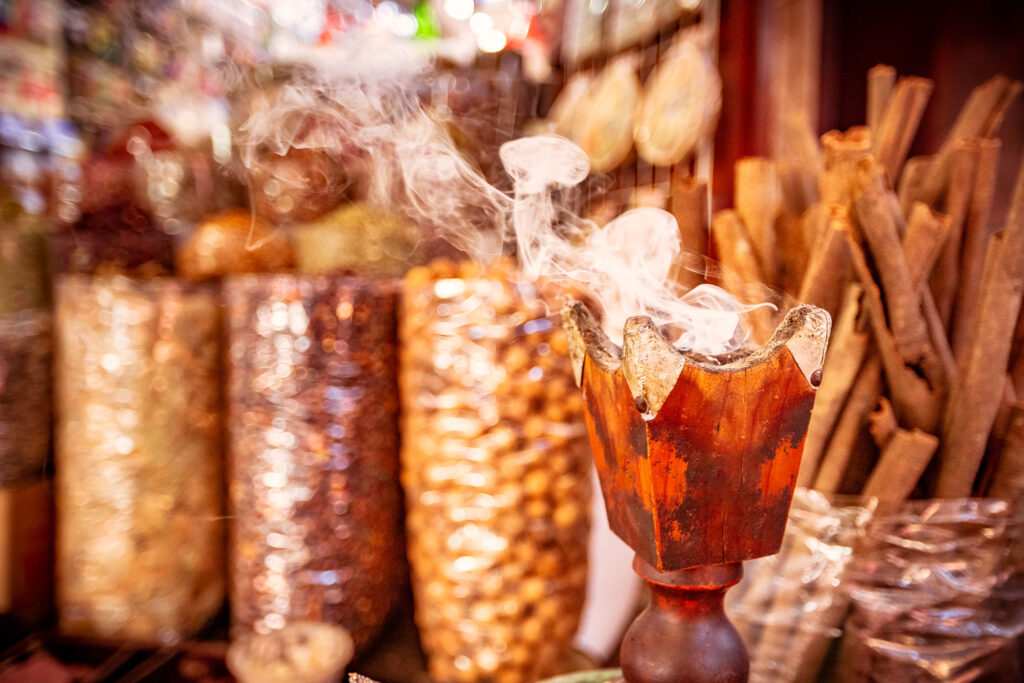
[710,65,1024,506]
[719,65,1024,683]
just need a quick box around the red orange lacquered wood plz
[621,559,747,683]
[563,303,830,683]
[581,342,816,572]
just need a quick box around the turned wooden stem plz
[620,558,748,683]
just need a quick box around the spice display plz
[839,498,1024,682]
[177,208,294,280]
[55,275,223,642]
[294,203,421,277]
[0,310,51,485]
[400,260,591,683]
[225,275,404,653]
[53,203,174,276]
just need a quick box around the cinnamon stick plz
[670,174,709,290]
[866,64,897,135]
[872,76,933,182]
[711,209,776,342]
[732,523,803,659]
[735,157,781,285]
[797,284,869,487]
[980,377,1020,495]
[777,112,821,220]
[848,235,942,432]
[789,599,854,683]
[1013,312,1024,397]
[983,80,1022,137]
[813,355,882,493]
[777,213,809,293]
[862,428,939,503]
[921,289,957,389]
[853,163,930,364]
[952,139,1002,361]
[779,164,819,220]
[901,201,949,293]
[992,376,1018,445]
[929,139,981,325]
[898,155,932,217]
[914,75,1016,206]
[868,396,898,449]
[900,201,956,387]
[801,202,828,255]
[989,404,1024,500]
[711,208,765,291]
[751,548,847,683]
[780,110,824,176]
[936,157,1024,497]
[821,127,872,211]
[796,206,851,318]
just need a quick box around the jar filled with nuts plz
[225,274,405,653]
[400,259,591,683]
[55,275,224,642]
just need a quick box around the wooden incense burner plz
[562,303,831,683]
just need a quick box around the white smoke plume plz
[234,38,512,261]
[500,135,764,354]
[228,23,763,355]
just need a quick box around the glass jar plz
[726,488,876,683]
[55,275,224,642]
[224,274,404,653]
[400,261,592,683]
[838,497,1024,682]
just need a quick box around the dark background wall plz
[717,0,1024,221]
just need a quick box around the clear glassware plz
[726,488,876,683]
[838,497,1024,683]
